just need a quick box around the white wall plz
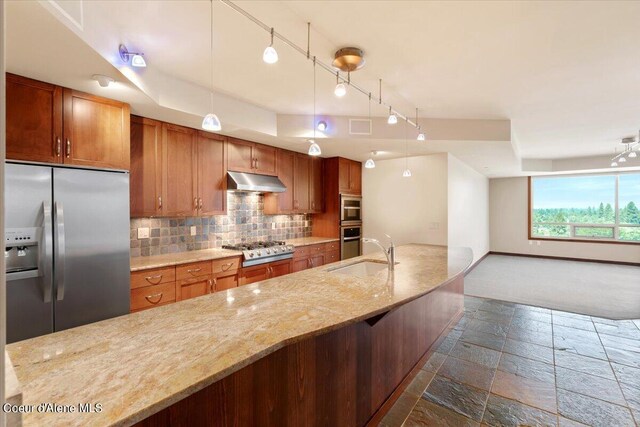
[448,154,490,263]
[362,154,449,254]
[490,177,640,263]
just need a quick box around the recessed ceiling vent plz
[349,119,372,135]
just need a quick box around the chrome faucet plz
[362,235,395,271]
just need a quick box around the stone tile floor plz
[380,296,640,427]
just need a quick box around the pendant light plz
[263,28,278,64]
[334,71,346,97]
[416,108,426,141]
[403,118,411,177]
[202,0,221,132]
[365,151,376,169]
[611,161,618,167]
[308,57,321,156]
[387,106,398,125]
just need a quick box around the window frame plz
[528,173,640,245]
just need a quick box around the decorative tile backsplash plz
[130,192,312,257]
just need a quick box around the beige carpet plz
[465,254,640,319]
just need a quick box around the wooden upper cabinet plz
[265,149,294,214]
[349,160,362,195]
[294,153,310,212]
[162,124,197,217]
[197,132,227,216]
[254,143,277,176]
[130,116,162,217]
[6,74,63,163]
[227,138,277,176]
[338,157,362,195]
[227,138,254,173]
[310,156,323,213]
[62,88,130,170]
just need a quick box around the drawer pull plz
[209,278,214,293]
[221,262,234,272]
[144,274,163,285]
[145,293,163,304]
[187,268,202,275]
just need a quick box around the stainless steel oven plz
[341,195,362,224]
[340,224,362,260]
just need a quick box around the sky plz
[533,174,640,209]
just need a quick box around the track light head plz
[307,139,321,156]
[263,28,278,64]
[202,113,222,132]
[387,107,397,125]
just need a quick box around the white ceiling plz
[6,0,640,176]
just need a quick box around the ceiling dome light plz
[263,28,278,64]
[611,161,618,167]
[202,113,222,131]
[403,168,412,178]
[308,139,321,156]
[92,74,115,88]
[619,156,627,163]
[317,121,327,131]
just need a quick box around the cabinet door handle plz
[198,198,203,210]
[194,197,198,210]
[55,137,61,157]
[221,262,234,272]
[145,293,163,304]
[145,274,163,285]
[208,278,214,293]
[187,268,202,275]
[158,196,162,210]
[65,139,71,158]
[255,158,259,169]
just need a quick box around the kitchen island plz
[6,244,472,427]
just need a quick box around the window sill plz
[529,236,640,246]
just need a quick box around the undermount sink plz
[328,260,389,277]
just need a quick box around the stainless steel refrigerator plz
[5,162,130,343]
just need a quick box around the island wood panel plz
[135,274,464,427]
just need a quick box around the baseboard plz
[464,251,490,276]
[489,251,640,267]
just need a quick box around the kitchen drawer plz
[130,282,176,312]
[324,241,339,253]
[325,250,340,264]
[293,246,310,259]
[309,243,325,255]
[176,261,212,280]
[212,256,240,276]
[131,266,176,290]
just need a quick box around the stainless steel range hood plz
[227,171,286,193]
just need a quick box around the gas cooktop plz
[223,241,295,267]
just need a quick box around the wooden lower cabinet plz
[177,276,213,301]
[292,257,310,273]
[269,259,292,278]
[291,242,339,273]
[213,274,238,292]
[130,282,176,312]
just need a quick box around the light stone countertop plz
[129,237,339,271]
[7,244,472,427]
[5,352,23,427]
[130,248,243,271]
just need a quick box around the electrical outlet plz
[271,223,276,230]
[137,227,150,239]
[190,226,197,236]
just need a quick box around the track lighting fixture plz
[619,156,627,163]
[119,44,146,68]
[403,169,412,178]
[629,151,638,158]
[387,107,397,125]
[202,0,221,131]
[334,72,346,97]
[611,161,618,167]
[308,57,321,156]
[365,151,376,169]
[610,134,638,167]
[317,121,327,132]
[263,28,278,64]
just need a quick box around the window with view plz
[530,173,640,243]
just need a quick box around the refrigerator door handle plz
[54,201,66,301]
[42,201,53,303]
